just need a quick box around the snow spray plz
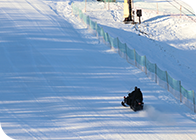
[139,105,176,126]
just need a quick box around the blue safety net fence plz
[72,3,196,112]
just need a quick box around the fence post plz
[103,32,107,43]
[155,64,157,83]
[133,49,136,66]
[102,28,105,42]
[166,71,169,91]
[193,90,195,113]
[89,18,92,29]
[95,22,98,38]
[87,16,90,26]
[117,37,120,55]
[144,56,147,74]
[105,32,108,43]
[125,44,128,61]
[107,33,112,49]
[180,81,182,103]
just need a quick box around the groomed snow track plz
[0,0,196,139]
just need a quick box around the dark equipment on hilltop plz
[136,9,142,24]
[121,86,144,111]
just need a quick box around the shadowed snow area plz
[0,0,196,139]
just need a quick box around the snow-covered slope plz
[74,0,196,92]
[0,0,196,139]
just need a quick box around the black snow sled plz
[121,95,144,112]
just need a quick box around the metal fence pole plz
[133,49,136,66]
[155,64,157,83]
[193,90,195,113]
[125,44,128,61]
[144,56,147,74]
[117,37,120,56]
[166,71,169,91]
[180,81,182,103]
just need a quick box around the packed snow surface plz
[74,0,196,92]
[0,0,196,139]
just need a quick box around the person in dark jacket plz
[126,86,138,105]
[128,86,143,106]
[134,88,143,103]
[122,86,144,110]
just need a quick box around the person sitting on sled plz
[133,87,143,105]
[126,86,143,106]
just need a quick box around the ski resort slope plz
[78,0,196,93]
[0,0,196,139]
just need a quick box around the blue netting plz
[79,10,83,19]
[103,32,109,42]
[72,4,77,15]
[146,59,155,73]
[135,51,145,66]
[108,35,114,48]
[108,35,113,47]
[167,74,180,91]
[181,86,194,101]
[83,14,88,24]
[97,26,104,37]
[118,39,126,54]
[113,38,118,49]
[97,25,101,36]
[126,47,134,60]
[156,66,167,82]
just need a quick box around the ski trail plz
[1,0,196,139]
[0,0,85,138]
